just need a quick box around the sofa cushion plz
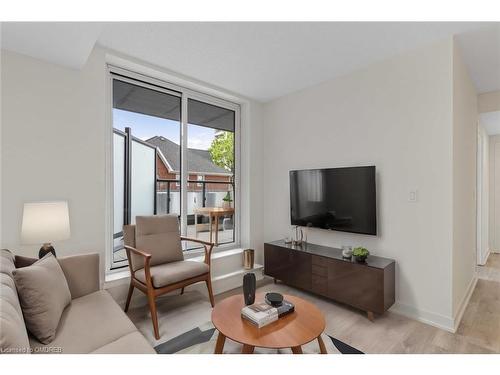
[13,253,71,344]
[91,331,155,354]
[0,249,31,354]
[135,260,209,288]
[58,253,100,299]
[135,215,184,266]
[29,290,138,353]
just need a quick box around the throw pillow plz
[13,253,71,344]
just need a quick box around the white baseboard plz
[389,302,455,332]
[479,248,491,266]
[390,276,478,333]
[485,248,491,264]
[452,276,478,332]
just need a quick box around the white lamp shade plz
[21,201,71,244]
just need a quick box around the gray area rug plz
[155,321,363,354]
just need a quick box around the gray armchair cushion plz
[135,260,209,288]
[135,215,184,266]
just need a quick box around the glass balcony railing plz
[112,178,235,266]
[156,178,235,249]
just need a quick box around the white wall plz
[263,39,456,328]
[245,102,264,264]
[1,49,107,264]
[489,134,500,253]
[1,48,264,285]
[451,42,478,317]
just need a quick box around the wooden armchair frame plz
[124,236,215,340]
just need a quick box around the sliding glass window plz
[185,99,235,250]
[110,72,238,269]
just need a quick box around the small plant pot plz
[354,255,367,263]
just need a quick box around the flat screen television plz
[290,166,377,235]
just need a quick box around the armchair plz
[123,215,215,340]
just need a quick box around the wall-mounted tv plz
[290,166,377,235]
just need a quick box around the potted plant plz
[352,247,370,263]
[222,192,233,208]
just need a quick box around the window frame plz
[106,66,241,272]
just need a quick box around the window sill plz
[187,247,244,262]
[183,242,240,259]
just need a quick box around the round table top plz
[194,207,235,215]
[211,293,326,349]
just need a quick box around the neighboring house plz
[146,135,232,194]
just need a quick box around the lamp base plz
[39,243,56,259]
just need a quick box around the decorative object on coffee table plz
[212,293,327,354]
[352,247,370,263]
[21,201,71,259]
[243,249,255,269]
[265,292,283,307]
[242,273,256,305]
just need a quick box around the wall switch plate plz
[409,190,418,202]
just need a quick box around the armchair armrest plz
[180,236,215,266]
[124,245,153,286]
[124,245,152,260]
[58,253,99,299]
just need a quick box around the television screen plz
[290,166,376,235]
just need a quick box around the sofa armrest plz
[58,253,100,299]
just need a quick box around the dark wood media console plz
[264,240,395,320]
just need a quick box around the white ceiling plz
[455,25,500,95]
[1,22,104,69]
[480,111,500,135]
[1,22,499,102]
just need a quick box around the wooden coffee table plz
[211,293,327,354]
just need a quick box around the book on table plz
[241,300,295,328]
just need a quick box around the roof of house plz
[146,136,230,175]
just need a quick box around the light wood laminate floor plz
[127,254,500,353]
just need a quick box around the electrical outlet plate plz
[409,190,418,202]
